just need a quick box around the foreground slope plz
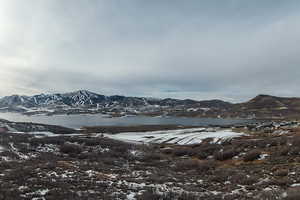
[0,120,300,199]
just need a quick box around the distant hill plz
[1,91,300,119]
[230,94,300,119]
[0,90,232,112]
[239,94,300,110]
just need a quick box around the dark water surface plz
[0,112,254,129]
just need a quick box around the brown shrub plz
[230,173,259,185]
[274,169,289,177]
[196,151,209,159]
[30,137,65,146]
[270,177,291,186]
[197,144,221,155]
[175,159,215,173]
[208,169,235,183]
[257,190,283,200]
[292,136,300,146]
[137,189,162,200]
[278,136,288,145]
[83,139,102,146]
[279,146,291,156]
[60,143,82,155]
[243,150,261,162]
[141,152,164,162]
[289,147,300,156]
[172,147,193,157]
[57,161,75,169]
[193,143,221,159]
[161,147,173,154]
[175,159,199,171]
[284,189,300,200]
[147,174,173,184]
[214,149,238,161]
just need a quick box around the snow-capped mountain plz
[0,90,104,108]
[3,91,300,119]
[0,90,231,110]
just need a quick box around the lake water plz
[0,112,253,129]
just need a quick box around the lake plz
[0,112,253,129]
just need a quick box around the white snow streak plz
[104,128,245,145]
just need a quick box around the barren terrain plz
[0,120,300,199]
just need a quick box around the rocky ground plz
[1,121,300,199]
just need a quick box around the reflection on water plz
[0,112,253,129]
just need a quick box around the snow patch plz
[104,128,245,145]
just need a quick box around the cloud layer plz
[1,0,300,102]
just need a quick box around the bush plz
[30,137,66,146]
[270,177,291,186]
[214,149,238,161]
[147,174,173,184]
[60,143,82,155]
[243,150,261,162]
[192,143,221,159]
[208,169,235,183]
[137,189,162,200]
[196,151,209,159]
[279,146,290,156]
[278,136,288,146]
[141,152,163,162]
[230,173,259,185]
[257,190,282,200]
[83,139,101,146]
[175,159,215,172]
[172,147,193,157]
[289,147,300,156]
[161,147,173,154]
[197,144,221,155]
[274,169,289,177]
[175,159,200,171]
[284,189,300,200]
[292,136,300,146]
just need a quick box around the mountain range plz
[1,90,300,119]
[0,90,231,109]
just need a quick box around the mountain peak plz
[254,94,273,98]
[68,90,95,95]
[249,94,276,102]
[0,90,231,110]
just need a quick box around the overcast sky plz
[1,0,300,102]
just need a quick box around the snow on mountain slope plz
[0,90,231,110]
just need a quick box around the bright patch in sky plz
[1,1,300,102]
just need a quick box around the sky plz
[1,0,300,102]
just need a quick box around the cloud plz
[1,0,300,102]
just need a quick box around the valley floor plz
[0,121,300,199]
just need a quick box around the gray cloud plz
[1,0,300,102]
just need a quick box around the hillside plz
[2,91,300,119]
[228,95,300,119]
[0,90,232,116]
[0,118,300,199]
[238,95,300,110]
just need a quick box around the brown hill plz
[229,95,300,119]
[240,95,300,109]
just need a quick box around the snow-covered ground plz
[104,128,245,145]
[14,131,83,138]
